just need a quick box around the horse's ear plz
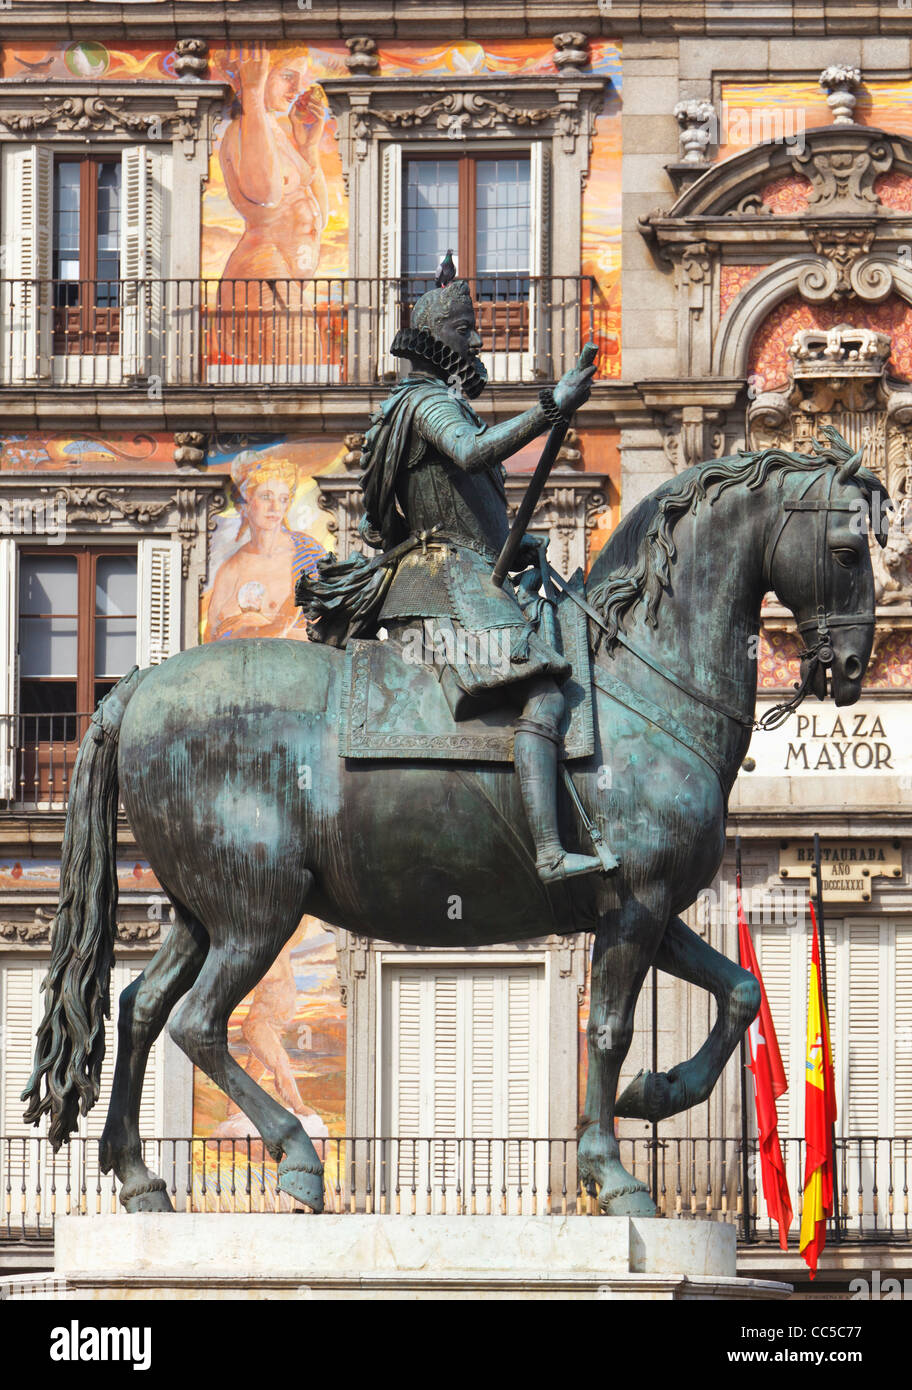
[836,450,863,481]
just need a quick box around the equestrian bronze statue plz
[22,274,888,1219]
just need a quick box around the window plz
[19,549,136,722]
[16,548,136,798]
[52,156,122,354]
[402,155,531,349]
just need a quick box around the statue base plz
[13,1215,792,1301]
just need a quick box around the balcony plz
[0,276,612,391]
[2,1134,910,1243]
[0,713,94,811]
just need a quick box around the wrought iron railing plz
[2,1134,910,1243]
[0,712,94,810]
[0,275,613,389]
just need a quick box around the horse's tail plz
[21,665,147,1149]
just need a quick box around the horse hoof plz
[615,1069,673,1122]
[600,1184,657,1218]
[278,1163,324,1213]
[120,1179,174,1214]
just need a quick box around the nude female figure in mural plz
[216,941,329,1143]
[204,454,323,642]
[216,44,330,366]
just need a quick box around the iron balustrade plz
[0,276,611,389]
[0,712,95,810]
[1,1133,910,1243]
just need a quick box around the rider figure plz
[303,276,611,884]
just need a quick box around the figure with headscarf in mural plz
[215,42,330,370]
[204,451,325,642]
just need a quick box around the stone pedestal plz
[4,1215,792,1300]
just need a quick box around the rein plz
[548,465,873,736]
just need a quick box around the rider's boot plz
[514,717,607,883]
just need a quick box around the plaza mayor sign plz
[778,840,902,902]
[748,700,909,777]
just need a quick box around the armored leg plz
[513,679,607,883]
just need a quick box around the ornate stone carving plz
[673,100,715,165]
[366,90,559,139]
[748,324,912,608]
[819,64,862,126]
[51,486,174,526]
[802,225,876,300]
[0,94,192,140]
[174,431,208,469]
[791,138,891,213]
[174,38,209,81]
[346,37,379,73]
[0,81,228,160]
[0,909,161,947]
[661,406,726,472]
[552,32,591,73]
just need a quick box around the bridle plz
[549,464,873,735]
[757,466,873,730]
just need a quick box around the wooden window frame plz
[19,544,136,717]
[402,152,531,352]
[52,154,121,355]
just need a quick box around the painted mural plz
[200,39,622,376]
[0,858,159,893]
[0,431,175,472]
[193,434,346,1145]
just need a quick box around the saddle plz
[338,572,594,763]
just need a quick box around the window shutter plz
[846,923,883,1136]
[894,924,912,1134]
[121,147,163,380]
[0,962,46,1138]
[1,145,52,383]
[0,538,18,800]
[377,142,402,379]
[137,537,182,666]
[528,141,551,376]
[756,923,793,1137]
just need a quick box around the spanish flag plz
[799,903,837,1278]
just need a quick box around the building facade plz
[0,0,910,1297]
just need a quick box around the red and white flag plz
[737,880,793,1250]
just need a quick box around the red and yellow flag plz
[799,903,837,1278]
[737,885,792,1250]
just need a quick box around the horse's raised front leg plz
[614,913,761,1123]
[578,891,669,1216]
[167,881,325,1213]
[100,903,209,1212]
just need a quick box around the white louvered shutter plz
[0,538,17,800]
[137,537,182,665]
[377,142,402,379]
[386,965,545,1211]
[895,925,912,1136]
[120,147,163,380]
[845,923,883,1136]
[756,923,793,1137]
[1,145,52,383]
[0,963,47,1226]
[528,141,551,376]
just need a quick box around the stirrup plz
[537,850,611,883]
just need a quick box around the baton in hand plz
[490,341,598,588]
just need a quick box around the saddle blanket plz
[339,576,594,763]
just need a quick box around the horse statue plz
[22,427,887,1217]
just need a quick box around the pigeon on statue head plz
[435,249,456,288]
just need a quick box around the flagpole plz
[812,831,841,1241]
[736,836,752,1242]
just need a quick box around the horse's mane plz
[586,427,889,645]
